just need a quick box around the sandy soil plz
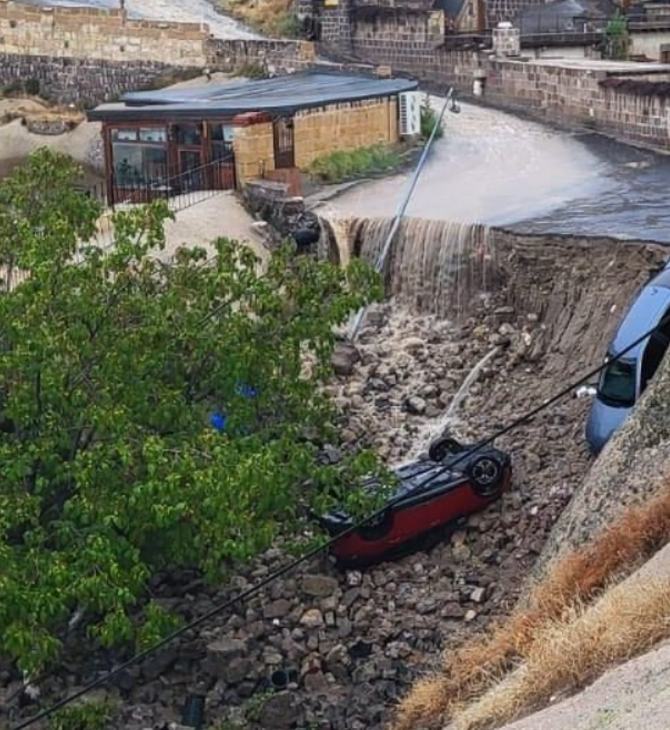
[0,117,101,177]
[160,192,268,262]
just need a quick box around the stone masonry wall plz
[208,38,317,75]
[233,118,276,184]
[0,0,317,105]
[0,0,208,65]
[315,6,670,151]
[293,96,397,168]
[0,53,189,106]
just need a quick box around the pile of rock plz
[3,301,595,730]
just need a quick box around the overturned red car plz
[319,437,512,566]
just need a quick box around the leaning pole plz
[347,87,458,341]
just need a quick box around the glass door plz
[175,124,204,191]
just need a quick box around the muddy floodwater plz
[321,101,670,245]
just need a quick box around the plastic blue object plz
[209,382,257,433]
[210,412,228,432]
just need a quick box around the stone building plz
[87,70,418,205]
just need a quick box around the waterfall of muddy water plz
[317,213,353,267]
[350,217,500,321]
[407,345,501,461]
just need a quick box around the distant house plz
[517,0,614,35]
[87,71,419,206]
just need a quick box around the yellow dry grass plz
[217,0,293,35]
[453,579,670,730]
[392,483,670,730]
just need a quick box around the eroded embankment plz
[4,221,669,730]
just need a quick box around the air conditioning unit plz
[399,91,421,137]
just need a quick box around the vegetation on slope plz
[216,0,304,38]
[0,149,382,675]
[393,478,670,730]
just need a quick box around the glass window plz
[211,124,235,142]
[175,124,202,145]
[112,128,138,142]
[112,143,167,187]
[139,127,167,143]
[598,358,636,407]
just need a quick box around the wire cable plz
[9,305,670,730]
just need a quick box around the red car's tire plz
[467,454,504,498]
[428,436,464,462]
[358,509,394,542]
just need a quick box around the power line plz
[9,305,670,730]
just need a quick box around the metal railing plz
[109,155,237,214]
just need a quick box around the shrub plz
[234,62,267,80]
[48,699,115,730]
[308,144,402,184]
[24,78,41,96]
[271,11,305,38]
[420,98,444,141]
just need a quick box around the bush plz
[234,62,267,79]
[308,144,402,184]
[271,11,305,38]
[24,78,41,96]
[420,99,444,141]
[48,700,115,730]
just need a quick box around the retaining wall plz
[0,0,316,105]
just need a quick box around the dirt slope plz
[459,542,670,730]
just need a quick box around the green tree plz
[0,149,382,673]
[605,12,629,61]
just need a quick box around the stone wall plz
[0,53,189,106]
[0,0,208,65]
[314,5,670,151]
[208,38,317,75]
[233,114,276,184]
[293,96,398,168]
[0,0,317,105]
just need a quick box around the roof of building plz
[517,0,614,33]
[433,0,468,19]
[87,71,419,123]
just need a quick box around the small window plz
[175,125,202,146]
[112,129,138,142]
[139,127,167,143]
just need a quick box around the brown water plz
[344,217,501,320]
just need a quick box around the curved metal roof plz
[87,71,419,123]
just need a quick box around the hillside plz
[394,335,670,730]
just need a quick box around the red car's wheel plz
[358,509,394,542]
[467,455,504,497]
[428,436,464,462]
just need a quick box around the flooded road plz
[321,101,670,245]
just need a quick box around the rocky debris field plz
[2,298,595,730]
[5,225,667,730]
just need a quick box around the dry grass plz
[392,484,670,730]
[453,579,670,730]
[217,0,300,36]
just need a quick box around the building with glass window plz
[87,70,419,206]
